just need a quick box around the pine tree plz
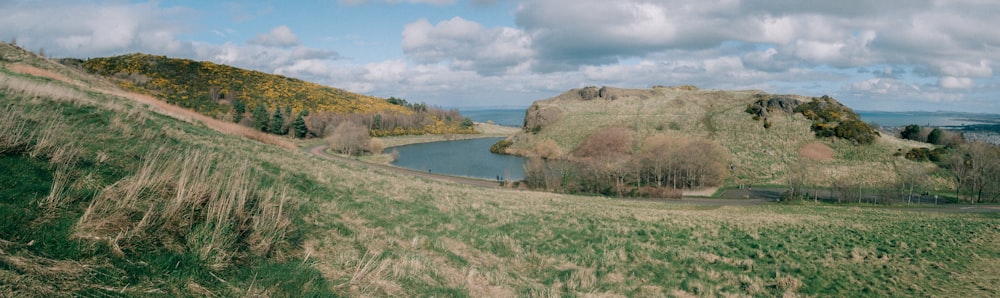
[233,100,246,123]
[253,105,269,132]
[270,108,286,135]
[373,114,383,130]
[927,128,943,145]
[292,113,308,138]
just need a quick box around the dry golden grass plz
[799,141,834,161]
[509,86,936,188]
[2,42,995,297]
[75,147,293,269]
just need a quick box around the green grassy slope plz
[508,86,935,187]
[2,43,997,296]
[1,43,329,296]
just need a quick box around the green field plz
[2,43,998,296]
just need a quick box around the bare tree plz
[953,142,1000,203]
[325,121,370,156]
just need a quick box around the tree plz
[270,108,286,134]
[292,113,308,138]
[253,105,269,132]
[950,142,1000,203]
[461,117,474,130]
[326,121,370,156]
[927,128,943,145]
[372,114,383,130]
[232,100,246,123]
[901,124,922,141]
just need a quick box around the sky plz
[2,0,999,112]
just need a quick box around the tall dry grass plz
[75,147,293,269]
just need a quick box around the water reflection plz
[388,137,526,180]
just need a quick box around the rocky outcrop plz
[578,86,620,100]
[523,104,563,133]
[745,96,802,119]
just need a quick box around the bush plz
[326,121,370,156]
[638,187,682,199]
[927,128,941,144]
[489,139,513,154]
[901,124,922,141]
[792,96,878,145]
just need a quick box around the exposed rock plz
[523,104,563,133]
[579,86,601,100]
[745,96,803,119]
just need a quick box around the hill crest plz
[506,85,925,188]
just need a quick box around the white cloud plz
[2,0,997,111]
[402,17,533,75]
[249,25,299,47]
[940,77,974,89]
[0,1,195,57]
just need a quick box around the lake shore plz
[361,122,520,164]
[378,122,520,148]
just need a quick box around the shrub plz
[490,139,513,154]
[927,128,943,144]
[901,124,922,141]
[326,121,370,156]
[638,187,683,199]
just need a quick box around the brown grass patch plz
[799,142,834,161]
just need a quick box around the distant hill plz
[504,86,937,188]
[63,54,471,136]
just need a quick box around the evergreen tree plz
[270,108,286,135]
[901,124,922,141]
[253,105,269,132]
[373,114,383,130]
[232,100,246,123]
[292,113,308,138]
[927,128,943,145]
[461,117,474,129]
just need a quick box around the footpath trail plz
[304,144,998,213]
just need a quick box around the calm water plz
[389,137,526,180]
[460,109,526,127]
[857,111,1000,127]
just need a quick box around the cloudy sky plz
[3,0,999,112]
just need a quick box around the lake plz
[388,137,526,181]
[857,111,1000,127]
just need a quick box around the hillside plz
[504,86,940,190]
[2,42,998,297]
[65,54,473,136]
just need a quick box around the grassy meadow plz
[1,42,998,296]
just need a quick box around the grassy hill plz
[65,53,472,136]
[2,43,998,296]
[506,86,944,189]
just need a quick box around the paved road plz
[305,144,998,213]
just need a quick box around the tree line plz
[781,124,999,204]
[522,127,728,198]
